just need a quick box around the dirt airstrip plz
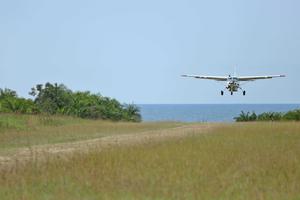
[0,124,214,168]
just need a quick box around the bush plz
[0,88,39,114]
[0,83,141,122]
[257,112,282,121]
[283,110,300,121]
[235,109,300,122]
[234,111,257,122]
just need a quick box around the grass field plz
[0,114,300,199]
[0,114,183,153]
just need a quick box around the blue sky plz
[1,0,299,104]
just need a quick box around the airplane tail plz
[234,66,237,77]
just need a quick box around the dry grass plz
[0,121,300,199]
[0,114,183,153]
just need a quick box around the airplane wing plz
[238,75,285,81]
[181,75,228,81]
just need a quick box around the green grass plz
[1,122,300,199]
[0,114,183,153]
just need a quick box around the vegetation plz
[0,122,300,199]
[234,109,300,122]
[0,88,37,114]
[0,83,141,122]
[0,114,182,151]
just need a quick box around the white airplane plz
[182,73,285,95]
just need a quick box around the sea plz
[138,104,300,122]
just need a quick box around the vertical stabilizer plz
[234,66,237,77]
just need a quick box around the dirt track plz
[0,124,213,168]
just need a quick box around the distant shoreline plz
[139,104,300,122]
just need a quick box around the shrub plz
[0,83,141,122]
[235,109,300,122]
[0,88,39,114]
[234,111,257,122]
[257,112,282,121]
[283,110,300,121]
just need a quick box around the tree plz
[29,83,73,114]
[0,88,38,114]
[1,83,142,122]
[123,104,141,122]
[283,110,300,121]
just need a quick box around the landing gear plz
[231,92,233,95]
[221,91,224,96]
[238,87,246,96]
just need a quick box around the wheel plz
[231,92,233,95]
[243,91,246,96]
[221,91,224,96]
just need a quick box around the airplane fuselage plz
[226,77,239,92]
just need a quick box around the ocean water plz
[139,104,300,122]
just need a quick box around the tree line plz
[234,110,300,122]
[0,83,141,122]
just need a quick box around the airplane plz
[181,73,285,96]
